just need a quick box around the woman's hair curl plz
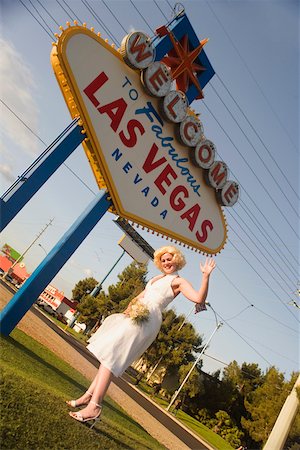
[153,246,186,272]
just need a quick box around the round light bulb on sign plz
[206,161,228,189]
[218,181,239,207]
[178,115,204,147]
[141,61,173,97]
[121,31,155,69]
[161,90,188,123]
[193,139,216,169]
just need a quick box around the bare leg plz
[66,375,96,407]
[70,365,112,419]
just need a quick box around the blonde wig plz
[153,246,186,272]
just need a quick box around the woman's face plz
[160,253,177,274]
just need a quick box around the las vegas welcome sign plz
[51,14,239,254]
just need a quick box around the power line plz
[35,0,61,28]
[1,99,46,146]
[203,353,295,380]
[126,0,299,269]
[27,0,56,36]
[225,305,254,322]
[159,0,299,266]
[203,99,299,260]
[217,266,298,334]
[228,237,299,323]
[215,75,299,201]
[237,201,298,279]
[11,0,298,372]
[151,0,297,365]
[165,0,174,12]
[231,207,297,286]
[233,328,298,365]
[205,0,298,152]
[101,0,128,34]
[37,2,298,276]
[0,99,97,197]
[14,0,298,279]
[153,0,169,21]
[214,310,272,366]
[81,0,120,46]
[129,0,153,33]
[203,99,299,240]
[228,209,296,291]
[18,0,54,40]
[209,82,299,217]
[2,219,54,281]
[56,0,81,23]
[98,0,299,327]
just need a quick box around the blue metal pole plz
[0,190,112,336]
[0,122,85,231]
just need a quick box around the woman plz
[67,245,216,426]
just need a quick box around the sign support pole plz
[0,190,112,336]
[0,120,85,232]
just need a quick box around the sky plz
[0,0,299,380]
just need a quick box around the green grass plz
[143,396,234,450]
[173,409,234,450]
[42,319,233,450]
[0,329,165,450]
[21,310,233,450]
[63,325,89,343]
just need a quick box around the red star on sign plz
[160,30,208,100]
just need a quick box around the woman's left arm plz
[176,258,216,305]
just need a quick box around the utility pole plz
[167,319,222,411]
[2,218,54,281]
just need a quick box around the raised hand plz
[200,257,216,276]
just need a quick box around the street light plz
[177,304,196,331]
[38,243,47,256]
[146,303,208,382]
[146,305,195,381]
[166,302,223,411]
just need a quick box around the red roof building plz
[0,253,77,315]
[0,255,30,285]
[38,284,78,313]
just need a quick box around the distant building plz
[1,243,23,263]
[0,254,30,286]
[0,245,78,320]
[38,284,78,316]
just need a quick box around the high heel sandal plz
[69,401,102,428]
[66,391,92,408]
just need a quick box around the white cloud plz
[0,38,40,156]
[83,268,93,277]
[0,163,15,183]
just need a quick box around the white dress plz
[87,273,178,377]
